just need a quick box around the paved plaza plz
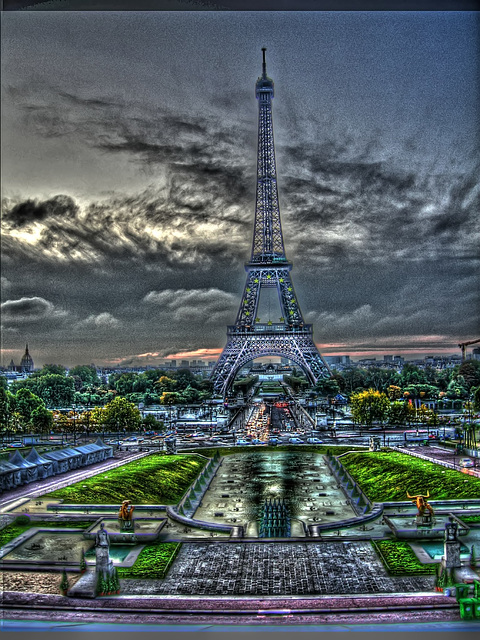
[122,541,435,596]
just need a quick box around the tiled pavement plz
[122,541,434,596]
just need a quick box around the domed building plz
[19,344,34,373]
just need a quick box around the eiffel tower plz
[211,49,331,396]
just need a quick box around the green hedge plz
[42,454,207,505]
[117,542,181,579]
[461,514,480,524]
[372,540,437,576]
[340,451,480,501]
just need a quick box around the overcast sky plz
[1,11,479,369]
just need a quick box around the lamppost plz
[72,403,77,447]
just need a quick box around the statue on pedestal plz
[118,499,135,531]
[407,490,434,526]
[94,523,119,596]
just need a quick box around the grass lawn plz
[372,540,437,576]
[41,454,207,505]
[194,444,368,458]
[117,542,181,579]
[340,450,480,502]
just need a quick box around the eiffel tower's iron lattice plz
[211,49,331,396]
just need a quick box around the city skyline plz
[2,12,479,369]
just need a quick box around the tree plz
[155,376,177,393]
[315,376,340,397]
[387,385,402,401]
[60,569,69,594]
[284,374,309,394]
[11,374,75,407]
[68,365,99,388]
[341,367,368,394]
[0,376,7,391]
[399,363,427,386]
[101,396,141,432]
[30,406,54,436]
[473,386,480,413]
[14,388,46,425]
[160,391,181,406]
[350,389,390,427]
[387,401,409,425]
[455,360,480,392]
[35,374,75,407]
[32,364,67,377]
[142,414,163,431]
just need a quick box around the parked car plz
[288,437,304,444]
[8,442,23,448]
[268,437,282,445]
[459,458,474,468]
[306,437,323,444]
[235,439,250,446]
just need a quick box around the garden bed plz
[340,451,480,502]
[0,570,81,594]
[460,514,480,524]
[117,542,181,579]
[0,518,92,547]
[372,540,438,576]
[41,454,207,505]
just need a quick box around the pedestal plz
[416,513,433,528]
[442,541,462,569]
[95,546,114,578]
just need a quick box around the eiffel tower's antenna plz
[262,47,267,78]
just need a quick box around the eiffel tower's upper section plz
[250,48,287,266]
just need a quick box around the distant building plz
[7,345,35,373]
[472,348,480,361]
[19,345,35,372]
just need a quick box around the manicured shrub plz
[14,515,31,525]
[60,569,69,594]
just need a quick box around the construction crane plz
[458,338,480,362]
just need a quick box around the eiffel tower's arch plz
[222,349,317,398]
[211,49,331,398]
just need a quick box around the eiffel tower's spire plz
[252,47,285,263]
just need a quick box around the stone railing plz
[325,451,372,516]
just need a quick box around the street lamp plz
[72,403,77,447]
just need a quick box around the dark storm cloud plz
[1,296,68,324]
[4,195,78,228]
[143,288,237,324]
[7,84,479,272]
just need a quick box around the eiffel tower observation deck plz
[211,49,331,397]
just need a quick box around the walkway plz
[121,541,435,596]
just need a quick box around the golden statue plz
[118,499,135,523]
[406,490,434,517]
